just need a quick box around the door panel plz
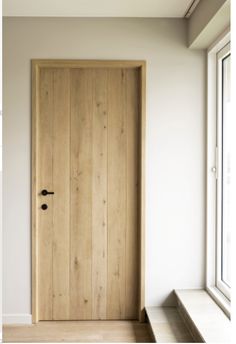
[91,69,108,320]
[36,65,140,320]
[52,69,70,320]
[107,69,127,319]
[38,68,54,320]
[38,68,71,320]
[70,69,93,319]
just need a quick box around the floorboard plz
[3,320,153,343]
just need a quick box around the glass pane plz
[221,54,231,287]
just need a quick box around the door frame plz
[31,59,146,323]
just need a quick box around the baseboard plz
[3,314,32,324]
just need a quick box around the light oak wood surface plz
[107,68,127,319]
[91,69,108,320]
[32,61,146,321]
[52,68,71,320]
[3,321,153,343]
[70,68,93,320]
[38,68,54,320]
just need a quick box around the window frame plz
[206,30,231,318]
[216,43,231,300]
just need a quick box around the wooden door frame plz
[31,59,146,323]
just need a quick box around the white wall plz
[3,17,206,321]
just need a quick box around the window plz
[216,43,231,300]
[206,32,231,317]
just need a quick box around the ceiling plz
[3,0,198,18]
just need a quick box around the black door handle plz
[41,189,54,196]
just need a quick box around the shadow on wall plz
[161,291,177,307]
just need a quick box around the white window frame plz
[206,29,231,318]
[216,43,231,300]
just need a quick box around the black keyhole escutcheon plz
[41,204,48,210]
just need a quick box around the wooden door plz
[32,60,145,322]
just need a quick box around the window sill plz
[145,306,194,343]
[206,286,230,318]
[174,289,230,343]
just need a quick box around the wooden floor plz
[3,320,153,343]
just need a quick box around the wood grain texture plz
[32,61,145,322]
[107,69,127,319]
[38,68,54,320]
[52,69,70,320]
[91,69,108,320]
[70,69,93,319]
[3,321,153,343]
